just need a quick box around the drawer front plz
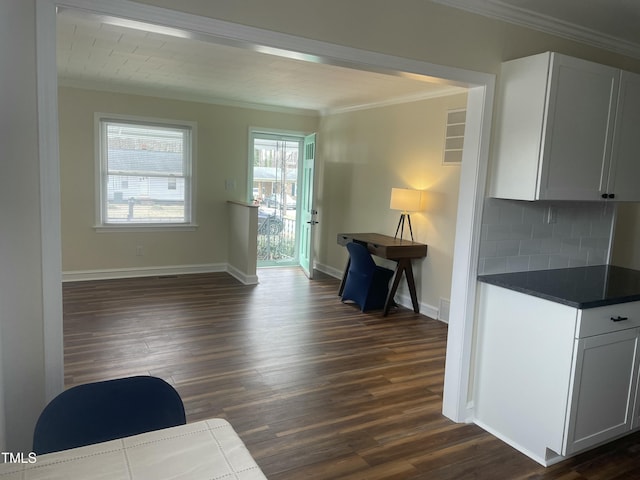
[577,301,640,338]
[384,244,428,260]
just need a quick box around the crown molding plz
[432,0,640,60]
[57,77,321,117]
[58,77,466,118]
[322,85,465,116]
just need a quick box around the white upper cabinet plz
[490,52,640,201]
[607,71,640,201]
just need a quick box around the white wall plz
[611,203,640,270]
[131,0,640,73]
[0,0,46,451]
[58,87,318,276]
[8,0,640,452]
[316,93,468,316]
[128,0,640,276]
[227,201,259,284]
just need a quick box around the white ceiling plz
[57,2,640,115]
[56,9,462,115]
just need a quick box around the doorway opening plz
[38,0,494,422]
[250,131,303,267]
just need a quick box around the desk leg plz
[383,259,419,316]
[402,259,420,313]
[338,258,350,297]
[383,262,403,316]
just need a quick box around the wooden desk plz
[337,233,428,316]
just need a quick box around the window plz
[96,115,195,228]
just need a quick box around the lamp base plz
[394,213,414,241]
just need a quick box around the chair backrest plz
[33,376,186,455]
[346,242,376,275]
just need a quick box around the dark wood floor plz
[63,268,640,479]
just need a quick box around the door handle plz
[611,316,629,322]
[306,220,319,225]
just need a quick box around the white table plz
[0,419,267,479]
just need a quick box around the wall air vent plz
[443,108,466,164]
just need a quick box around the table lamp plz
[390,188,421,241]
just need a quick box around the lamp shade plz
[390,188,421,212]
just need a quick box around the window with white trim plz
[96,115,195,227]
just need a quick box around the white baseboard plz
[473,419,556,467]
[314,262,343,279]
[315,262,442,322]
[64,262,441,319]
[227,265,259,285]
[63,263,228,282]
[394,291,440,320]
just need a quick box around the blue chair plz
[33,376,186,455]
[342,242,395,312]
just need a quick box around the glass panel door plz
[250,132,303,266]
[299,134,316,278]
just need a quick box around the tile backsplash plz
[478,198,615,275]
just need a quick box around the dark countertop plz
[478,265,640,309]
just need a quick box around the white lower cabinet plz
[474,283,640,466]
[564,329,640,455]
[635,370,640,430]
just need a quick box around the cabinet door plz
[564,328,640,455]
[634,370,640,430]
[607,71,640,201]
[538,54,619,200]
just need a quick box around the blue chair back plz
[342,242,394,312]
[347,241,377,277]
[33,376,186,455]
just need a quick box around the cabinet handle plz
[611,316,629,322]
[608,193,616,199]
[602,193,608,199]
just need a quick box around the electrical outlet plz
[136,245,144,256]
[225,179,236,191]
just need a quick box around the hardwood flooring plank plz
[63,268,640,479]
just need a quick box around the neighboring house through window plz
[96,114,196,229]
